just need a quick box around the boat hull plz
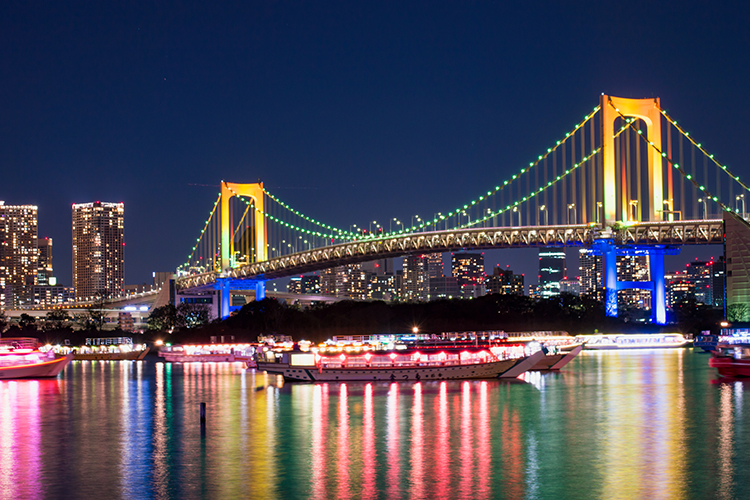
[709,356,750,377]
[257,352,545,382]
[0,353,73,380]
[160,353,252,363]
[531,346,583,370]
[59,347,150,361]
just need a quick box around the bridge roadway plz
[176,219,724,292]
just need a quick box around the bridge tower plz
[219,181,267,316]
[599,95,671,324]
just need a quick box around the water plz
[0,349,747,500]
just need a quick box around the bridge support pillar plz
[603,243,618,318]
[594,240,676,325]
[650,251,666,325]
[255,281,266,301]
[219,278,231,320]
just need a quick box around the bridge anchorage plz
[176,94,750,324]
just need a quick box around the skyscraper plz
[37,237,53,286]
[538,248,566,298]
[403,254,430,301]
[72,201,124,300]
[0,201,38,308]
[452,252,485,298]
[578,248,603,299]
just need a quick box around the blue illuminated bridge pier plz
[174,95,750,324]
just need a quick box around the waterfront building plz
[579,248,603,299]
[31,285,76,306]
[426,253,443,279]
[538,248,566,298]
[429,275,461,299]
[617,255,651,312]
[559,278,581,296]
[321,267,337,296]
[712,257,726,308]
[485,266,524,296]
[37,237,53,286]
[666,271,695,308]
[361,259,392,276]
[72,201,124,301]
[452,252,485,298]
[288,275,321,295]
[335,264,369,299]
[687,261,713,305]
[402,254,430,301]
[0,201,39,308]
[368,273,397,300]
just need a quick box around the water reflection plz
[1,351,748,499]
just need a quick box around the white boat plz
[159,343,257,363]
[0,338,73,380]
[254,347,545,382]
[51,337,150,360]
[574,333,691,350]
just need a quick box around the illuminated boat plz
[709,342,750,377]
[254,346,545,382]
[694,331,720,352]
[529,345,584,370]
[573,333,690,350]
[0,338,73,380]
[52,337,150,360]
[159,343,257,363]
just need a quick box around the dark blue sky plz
[1,1,747,285]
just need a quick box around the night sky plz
[2,1,747,286]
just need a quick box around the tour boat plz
[694,332,720,352]
[159,343,257,363]
[52,337,150,361]
[573,333,690,350]
[709,342,750,377]
[0,338,73,380]
[529,345,584,370]
[253,345,545,382]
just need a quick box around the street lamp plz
[512,206,520,226]
[567,203,576,224]
[412,215,422,231]
[698,198,707,219]
[596,202,603,225]
[461,210,471,228]
[628,200,638,222]
[539,205,548,225]
[736,194,745,218]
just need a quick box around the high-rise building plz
[617,255,650,310]
[712,257,726,308]
[0,201,39,308]
[368,273,397,300]
[288,275,321,295]
[37,237,53,286]
[666,271,694,308]
[335,264,369,299]
[403,254,430,301]
[452,253,485,298]
[426,253,443,279]
[485,266,524,296]
[578,248,603,299]
[72,201,124,300]
[321,267,337,296]
[538,248,566,298]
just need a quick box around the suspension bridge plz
[174,95,750,324]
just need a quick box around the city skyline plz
[2,2,749,285]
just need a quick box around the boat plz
[709,341,750,377]
[694,331,720,352]
[529,345,584,370]
[573,333,691,350]
[52,337,150,360]
[253,345,546,382]
[159,343,258,363]
[0,338,73,380]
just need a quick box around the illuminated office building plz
[485,266,524,296]
[37,237,53,286]
[72,201,124,300]
[0,201,39,308]
[538,248,566,298]
[403,254,430,301]
[617,255,650,311]
[288,275,321,294]
[452,253,485,298]
[578,248,603,299]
